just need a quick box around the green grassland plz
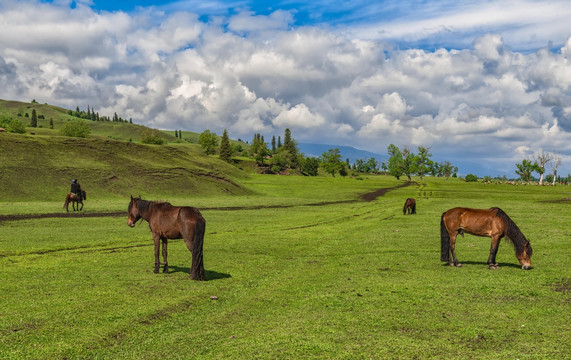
[0,100,570,359]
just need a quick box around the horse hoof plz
[488,265,499,270]
[456,263,462,267]
[153,268,160,274]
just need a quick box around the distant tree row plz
[385,144,458,181]
[68,105,133,124]
[198,128,321,175]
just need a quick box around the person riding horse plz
[71,179,83,204]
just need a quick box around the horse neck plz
[136,200,155,221]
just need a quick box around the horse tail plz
[63,194,70,210]
[190,216,206,280]
[440,212,450,262]
[491,207,531,257]
[412,200,416,214]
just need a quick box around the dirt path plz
[0,182,413,223]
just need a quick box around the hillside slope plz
[0,132,250,202]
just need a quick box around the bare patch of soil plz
[541,198,571,204]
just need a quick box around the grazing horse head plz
[516,241,533,270]
[127,195,142,227]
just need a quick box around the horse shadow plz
[169,265,232,280]
[441,260,524,269]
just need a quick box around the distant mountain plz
[298,143,387,165]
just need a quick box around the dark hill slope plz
[0,133,249,201]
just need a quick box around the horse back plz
[443,207,504,237]
[148,204,204,239]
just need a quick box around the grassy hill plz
[0,99,252,202]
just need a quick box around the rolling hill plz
[0,99,251,202]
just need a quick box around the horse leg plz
[161,238,169,273]
[487,235,502,269]
[153,234,161,273]
[449,232,462,267]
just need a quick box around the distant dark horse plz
[441,207,532,270]
[127,196,206,280]
[64,190,86,212]
[403,198,416,215]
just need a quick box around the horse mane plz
[491,207,532,256]
[137,199,174,212]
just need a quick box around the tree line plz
[197,129,463,180]
[67,105,132,124]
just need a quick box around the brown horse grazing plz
[403,198,416,215]
[64,190,86,212]
[127,196,206,280]
[440,207,532,270]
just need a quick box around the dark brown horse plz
[63,190,86,212]
[127,196,206,280]
[440,207,532,270]
[403,198,416,215]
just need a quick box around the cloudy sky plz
[1,0,570,177]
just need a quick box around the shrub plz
[0,116,26,134]
[60,120,91,138]
[141,129,165,145]
[465,174,479,182]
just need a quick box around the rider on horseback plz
[71,179,83,203]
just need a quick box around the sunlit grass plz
[1,176,569,359]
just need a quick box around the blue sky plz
[4,0,571,177]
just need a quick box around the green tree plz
[439,161,458,179]
[282,128,299,168]
[339,165,348,177]
[321,148,343,177]
[219,129,232,162]
[60,120,91,138]
[30,109,37,128]
[401,146,417,181]
[387,144,404,180]
[301,157,319,176]
[199,130,218,155]
[415,146,433,181]
[49,118,54,129]
[515,159,540,182]
[271,135,276,154]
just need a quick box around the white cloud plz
[0,1,570,176]
[273,103,325,129]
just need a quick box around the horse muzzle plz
[521,264,531,270]
[127,220,136,228]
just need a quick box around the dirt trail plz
[0,182,413,223]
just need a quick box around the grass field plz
[1,175,570,359]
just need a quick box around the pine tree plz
[282,128,298,168]
[30,109,38,127]
[277,136,282,149]
[49,118,54,129]
[219,129,232,162]
[271,135,276,154]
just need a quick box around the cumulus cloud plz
[0,0,570,176]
